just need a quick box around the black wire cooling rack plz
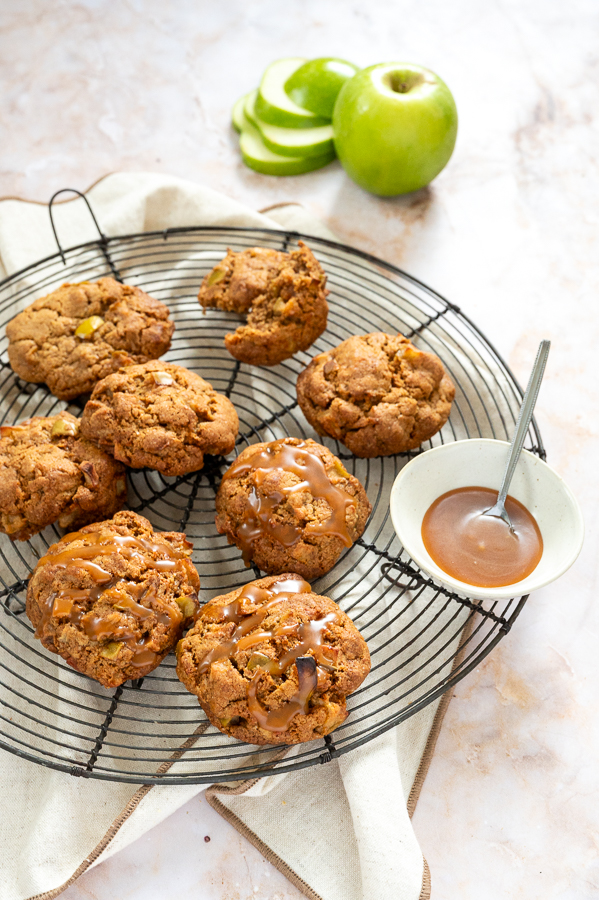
[0,191,544,785]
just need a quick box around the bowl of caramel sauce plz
[390,439,584,600]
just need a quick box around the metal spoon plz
[483,339,551,530]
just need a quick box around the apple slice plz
[238,110,334,176]
[285,57,359,118]
[244,90,334,158]
[231,94,248,133]
[255,58,330,129]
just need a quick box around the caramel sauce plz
[197,576,312,674]
[37,530,191,572]
[222,440,356,564]
[247,657,318,732]
[197,575,340,732]
[33,529,196,669]
[422,486,543,588]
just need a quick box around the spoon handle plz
[497,340,551,507]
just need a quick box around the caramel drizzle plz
[247,657,318,733]
[223,440,356,564]
[37,529,191,571]
[197,576,340,732]
[197,576,311,674]
[34,529,195,669]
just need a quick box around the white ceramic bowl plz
[390,439,584,600]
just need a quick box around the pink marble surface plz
[1,1,598,897]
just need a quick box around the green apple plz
[231,94,247,133]
[284,57,359,118]
[332,63,458,196]
[244,90,334,158]
[238,109,335,176]
[256,57,330,129]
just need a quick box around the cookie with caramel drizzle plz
[26,511,200,687]
[215,437,371,580]
[176,574,370,745]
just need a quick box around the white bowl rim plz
[390,438,585,601]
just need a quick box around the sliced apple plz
[285,58,359,118]
[231,94,248,133]
[243,90,334,158]
[255,58,330,129]
[238,111,335,176]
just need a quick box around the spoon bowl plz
[390,439,584,601]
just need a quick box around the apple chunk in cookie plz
[198,242,328,367]
[215,437,371,580]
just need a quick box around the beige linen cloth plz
[0,172,465,900]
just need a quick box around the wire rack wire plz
[0,194,544,784]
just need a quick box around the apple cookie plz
[176,573,370,745]
[198,242,328,366]
[80,360,239,476]
[0,412,126,541]
[6,277,175,400]
[296,332,455,457]
[215,437,371,580]
[26,511,200,688]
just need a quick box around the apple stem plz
[385,71,425,94]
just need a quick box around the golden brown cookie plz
[297,332,455,457]
[26,511,200,688]
[198,242,328,366]
[0,412,126,541]
[80,360,239,476]
[215,437,371,580]
[6,277,175,400]
[176,574,370,744]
